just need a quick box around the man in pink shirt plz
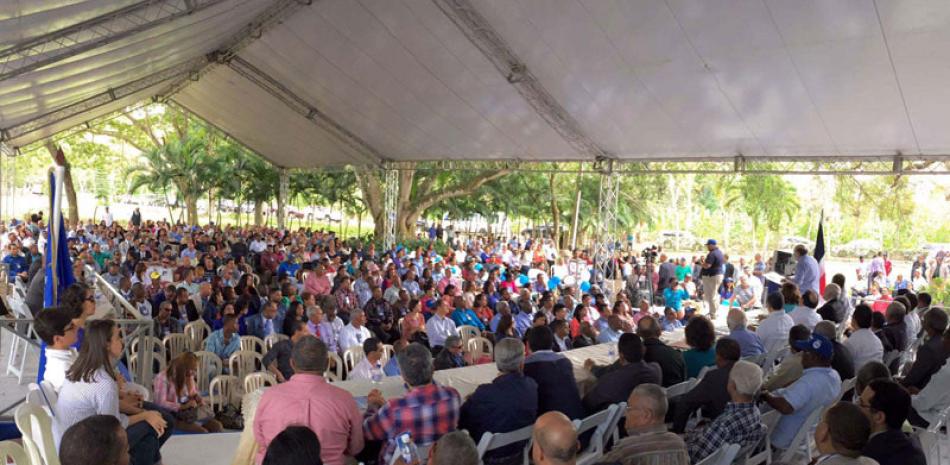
[253,336,363,465]
[304,264,333,296]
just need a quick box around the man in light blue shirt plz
[791,245,821,296]
[762,333,841,450]
[596,316,623,344]
[205,314,241,361]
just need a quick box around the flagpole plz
[50,165,65,303]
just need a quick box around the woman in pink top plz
[401,299,426,338]
[152,352,222,433]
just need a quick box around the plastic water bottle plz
[371,366,383,384]
[608,345,617,360]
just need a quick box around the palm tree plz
[126,134,214,225]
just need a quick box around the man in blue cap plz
[700,239,725,318]
[761,333,841,452]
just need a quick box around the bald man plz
[531,412,579,465]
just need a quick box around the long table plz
[230,329,692,465]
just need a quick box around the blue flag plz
[43,171,75,308]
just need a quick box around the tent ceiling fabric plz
[3,0,950,167]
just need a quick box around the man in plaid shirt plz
[687,360,767,463]
[364,343,461,464]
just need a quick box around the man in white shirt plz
[350,338,385,381]
[338,309,372,353]
[911,344,950,428]
[426,300,458,348]
[842,304,883,373]
[756,293,795,354]
[103,207,114,227]
[788,290,822,331]
[34,307,79,392]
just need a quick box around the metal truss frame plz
[380,155,950,176]
[0,0,229,82]
[592,160,620,295]
[0,55,208,145]
[383,167,399,250]
[432,0,610,159]
[225,56,384,167]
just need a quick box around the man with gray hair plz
[338,308,372,352]
[600,384,688,465]
[365,343,461,464]
[814,320,855,381]
[686,360,766,463]
[428,431,479,465]
[727,308,765,357]
[818,283,847,323]
[254,336,364,465]
[459,338,538,465]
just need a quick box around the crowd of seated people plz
[4,214,949,465]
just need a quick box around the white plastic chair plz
[762,347,790,377]
[457,325,480,346]
[466,336,494,363]
[240,335,266,354]
[194,350,223,393]
[14,403,60,465]
[778,406,825,464]
[742,353,766,367]
[573,404,620,465]
[738,410,779,465]
[264,333,289,351]
[26,381,58,418]
[343,345,364,375]
[696,443,740,465]
[381,344,395,363]
[0,440,32,465]
[665,379,696,398]
[838,378,856,402]
[325,352,344,382]
[917,430,939,465]
[475,424,533,465]
[209,374,239,412]
[228,350,263,382]
[5,298,36,384]
[184,320,211,351]
[163,333,192,361]
[244,372,278,394]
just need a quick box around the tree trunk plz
[549,172,561,248]
[254,200,263,226]
[45,142,80,226]
[185,195,198,226]
[570,171,583,250]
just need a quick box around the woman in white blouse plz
[54,320,167,465]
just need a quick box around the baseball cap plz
[792,333,834,360]
[706,239,717,245]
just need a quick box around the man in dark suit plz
[551,320,573,352]
[859,379,926,465]
[459,338,538,465]
[245,301,284,340]
[523,326,584,420]
[901,309,949,390]
[814,321,855,382]
[637,315,685,387]
[669,337,740,433]
[582,333,661,414]
[882,302,908,352]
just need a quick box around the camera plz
[641,245,659,263]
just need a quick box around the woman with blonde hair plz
[152,352,222,433]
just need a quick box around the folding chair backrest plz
[916,430,939,465]
[344,346,364,375]
[838,378,856,402]
[742,353,766,367]
[763,347,789,376]
[573,405,619,465]
[779,406,825,464]
[164,333,192,361]
[457,325,480,346]
[381,344,395,364]
[326,352,344,382]
[927,404,950,433]
[665,379,696,398]
[264,333,289,351]
[466,336,493,362]
[229,350,263,382]
[696,443,739,465]
[26,382,57,418]
[476,424,534,461]
[209,375,239,412]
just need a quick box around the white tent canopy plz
[3,0,950,168]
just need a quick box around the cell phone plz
[395,432,419,464]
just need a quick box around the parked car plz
[657,230,700,250]
[778,236,811,250]
[832,239,882,257]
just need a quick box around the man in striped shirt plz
[687,361,766,463]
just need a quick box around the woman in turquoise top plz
[662,278,690,319]
[781,281,802,313]
[683,315,716,378]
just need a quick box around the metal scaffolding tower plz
[592,159,620,296]
[383,167,398,251]
[277,168,289,230]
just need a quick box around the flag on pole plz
[43,169,75,307]
[814,212,826,295]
